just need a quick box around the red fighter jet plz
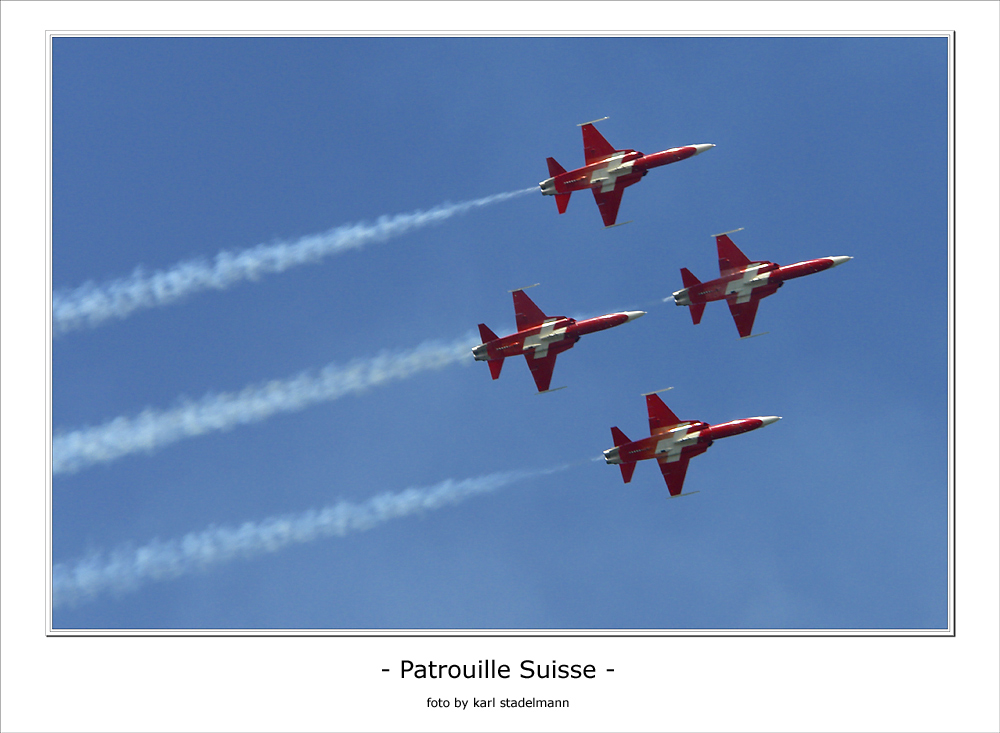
[472,287,645,393]
[672,229,852,338]
[539,117,715,227]
[603,390,781,497]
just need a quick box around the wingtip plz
[712,227,745,238]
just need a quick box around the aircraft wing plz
[512,289,549,332]
[524,352,558,393]
[647,393,682,433]
[591,188,625,227]
[581,123,617,164]
[657,456,690,497]
[726,297,761,338]
[717,233,752,276]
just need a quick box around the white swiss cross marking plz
[653,425,700,463]
[523,319,568,359]
[590,153,634,193]
[726,265,771,304]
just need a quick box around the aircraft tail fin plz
[477,324,503,379]
[618,462,637,484]
[680,267,701,288]
[545,159,570,213]
[680,269,705,324]
[478,323,499,343]
[611,426,631,447]
[610,427,635,483]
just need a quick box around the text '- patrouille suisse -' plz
[401,659,598,679]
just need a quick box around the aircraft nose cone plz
[757,416,782,427]
[692,143,716,155]
[624,311,646,322]
[828,256,853,267]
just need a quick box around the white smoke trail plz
[53,188,535,336]
[52,463,571,608]
[53,333,478,475]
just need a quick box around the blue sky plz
[49,35,951,631]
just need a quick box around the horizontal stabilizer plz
[546,156,567,177]
[478,323,499,343]
[488,357,504,380]
[618,462,637,484]
[690,302,706,325]
[555,192,571,214]
[680,267,701,289]
[610,426,631,447]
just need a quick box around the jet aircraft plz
[539,117,715,227]
[672,229,852,338]
[603,391,780,496]
[472,287,645,393]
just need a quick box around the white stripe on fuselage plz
[590,153,634,193]
[653,423,701,463]
[522,319,568,359]
[726,265,771,304]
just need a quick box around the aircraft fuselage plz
[672,257,850,307]
[603,416,777,466]
[472,312,643,363]
[539,145,710,198]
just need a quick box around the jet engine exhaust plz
[53,188,535,336]
[53,462,572,608]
